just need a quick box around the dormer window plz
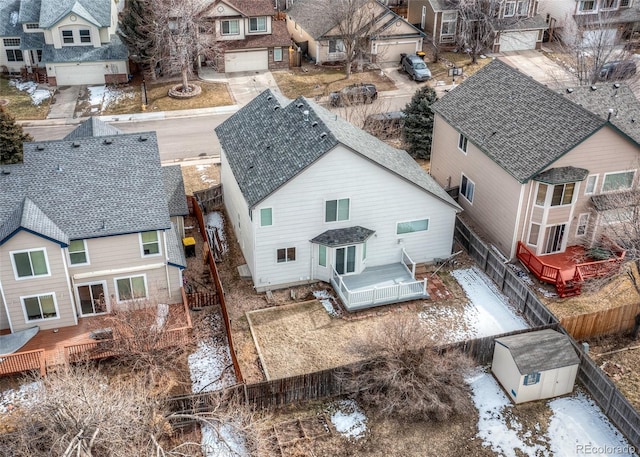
[249,17,267,32]
[221,20,240,35]
[504,1,516,17]
[79,29,91,43]
[62,30,74,44]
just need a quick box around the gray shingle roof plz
[162,165,189,217]
[0,0,23,36]
[18,0,41,23]
[431,59,606,183]
[286,0,339,39]
[311,226,375,247]
[39,0,111,28]
[533,166,589,185]
[223,0,276,17]
[42,34,128,63]
[562,83,640,144]
[166,222,186,269]
[216,89,461,211]
[0,197,69,246]
[63,117,123,140]
[495,329,580,374]
[0,132,172,244]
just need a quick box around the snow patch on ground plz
[0,381,40,414]
[418,305,468,342]
[469,369,638,457]
[9,79,51,105]
[206,211,228,254]
[313,290,340,317]
[328,399,368,440]
[202,422,249,457]
[451,267,529,337]
[188,340,235,394]
[87,85,134,113]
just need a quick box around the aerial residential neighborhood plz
[1,0,640,455]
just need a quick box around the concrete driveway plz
[498,50,574,89]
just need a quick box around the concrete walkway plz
[47,85,81,119]
[199,67,281,105]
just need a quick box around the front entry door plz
[543,224,566,254]
[335,246,356,275]
[76,282,108,316]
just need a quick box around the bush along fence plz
[188,194,243,383]
[453,216,640,450]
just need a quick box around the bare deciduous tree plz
[454,0,499,64]
[339,315,475,422]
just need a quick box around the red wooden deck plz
[538,246,590,282]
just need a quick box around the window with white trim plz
[249,17,267,32]
[12,249,49,279]
[318,244,327,267]
[325,198,350,222]
[22,293,58,321]
[576,213,589,236]
[578,0,596,12]
[523,372,541,385]
[25,23,39,29]
[329,39,345,53]
[68,239,89,265]
[273,47,283,61]
[536,183,547,206]
[620,0,632,7]
[115,275,147,301]
[79,29,91,43]
[260,208,273,227]
[277,247,296,263]
[397,219,429,234]
[458,133,468,153]
[62,30,74,43]
[516,0,529,15]
[221,20,239,35]
[585,175,598,194]
[504,1,516,16]
[6,49,23,61]
[528,223,540,245]
[550,183,575,206]
[461,174,475,203]
[3,38,20,46]
[441,12,457,38]
[140,231,160,256]
[601,0,619,9]
[602,170,635,192]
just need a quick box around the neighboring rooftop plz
[431,59,608,183]
[495,329,580,373]
[38,0,112,28]
[63,117,123,140]
[215,89,461,211]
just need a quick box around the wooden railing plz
[516,241,626,298]
[0,349,46,377]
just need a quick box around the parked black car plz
[329,84,378,107]
[599,60,637,80]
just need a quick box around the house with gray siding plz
[0,118,187,333]
[0,0,128,85]
[215,89,460,311]
[430,59,640,261]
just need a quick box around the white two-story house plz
[0,0,128,85]
[0,118,187,333]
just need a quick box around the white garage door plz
[54,64,105,85]
[499,31,538,52]
[225,50,269,73]
[375,41,419,63]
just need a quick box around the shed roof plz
[215,89,461,211]
[495,329,580,374]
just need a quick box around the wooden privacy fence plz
[186,292,220,309]
[194,184,223,213]
[0,349,46,377]
[189,195,243,383]
[562,302,640,340]
[453,215,640,450]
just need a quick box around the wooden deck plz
[538,245,591,282]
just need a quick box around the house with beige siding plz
[406,0,548,52]
[430,59,640,261]
[0,0,128,85]
[286,0,424,65]
[215,89,460,311]
[0,118,187,333]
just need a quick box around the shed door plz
[540,370,558,399]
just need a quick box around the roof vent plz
[607,108,614,122]
[139,135,148,142]
[101,220,106,231]
[566,88,574,93]
[312,121,318,127]
[319,132,328,139]
[267,95,273,101]
[36,144,45,151]
[103,138,113,145]
[613,83,621,89]
[632,118,636,123]
[1,169,10,175]
[56,164,62,172]
[296,102,304,109]
[72,141,81,148]
[274,105,280,111]
[303,110,309,122]
[590,85,597,91]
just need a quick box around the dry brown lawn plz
[179,162,221,197]
[0,77,52,120]
[429,51,492,82]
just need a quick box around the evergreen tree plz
[402,86,437,160]
[117,0,157,79]
[0,105,32,165]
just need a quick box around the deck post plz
[423,278,427,295]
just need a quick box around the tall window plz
[140,231,160,256]
[6,49,23,61]
[602,171,635,192]
[601,0,619,9]
[260,208,273,227]
[576,213,589,236]
[115,275,147,301]
[68,240,88,265]
[22,293,58,321]
[397,219,429,234]
[329,39,345,53]
[516,0,529,15]
[441,12,457,39]
[458,133,468,153]
[318,245,327,267]
[221,20,239,35]
[536,183,547,206]
[461,174,475,203]
[12,249,49,279]
[504,1,516,16]
[249,17,267,32]
[277,247,296,263]
[578,0,596,12]
[325,198,350,222]
[528,223,540,245]
[551,183,574,206]
[273,47,283,62]
[584,175,598,194]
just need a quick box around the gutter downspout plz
[162,230,172,300]
[510,183,528,260]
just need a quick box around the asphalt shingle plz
[63,117,123,140]
[39,0,111,28]
[162,165,189,217]
[310,226,375,247]
[42,34,128,63]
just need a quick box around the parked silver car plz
[401,54,432,81]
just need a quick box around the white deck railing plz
[401,248,416,278]
[330,265,427,312]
